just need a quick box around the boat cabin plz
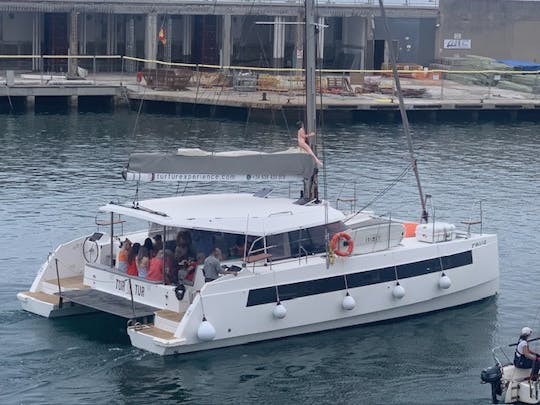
[97,193,346,285]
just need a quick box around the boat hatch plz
[56,289,158,319]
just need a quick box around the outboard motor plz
[481,364,503,404]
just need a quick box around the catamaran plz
[17,0,499,355]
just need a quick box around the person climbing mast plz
[296,120,323,167]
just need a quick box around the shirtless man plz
[296,121,323,167]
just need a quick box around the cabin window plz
[288,222,345,256]
[266,233,290,260]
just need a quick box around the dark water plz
[0,111,539,404]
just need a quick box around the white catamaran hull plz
[127,234,497,355]
[18,227,498,355]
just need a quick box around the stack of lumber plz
[430,55,540,93]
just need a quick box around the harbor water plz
[0,111,539,404]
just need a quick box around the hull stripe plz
[246,251,472,306]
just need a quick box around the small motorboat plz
[482,340,540,404]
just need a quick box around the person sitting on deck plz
[514,326,540,379]
[296,121,322,167]
[203,248,238,282]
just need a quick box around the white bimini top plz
[100,193,345,236]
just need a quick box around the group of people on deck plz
[116,231,237,285]
[116,235,166,281]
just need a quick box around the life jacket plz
[514,339,533,369]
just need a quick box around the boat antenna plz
[378,0,428,223]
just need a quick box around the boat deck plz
[57,289,159,319]
[155,309,184,322]
[22,291,63,305]
[44,275,88,290]
[134,324,176,340]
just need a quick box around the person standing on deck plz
[203,248,237,282]
[296,121,322,167]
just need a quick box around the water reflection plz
[0,112,538,404]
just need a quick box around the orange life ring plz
[330,232,354,257]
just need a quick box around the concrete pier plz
[2,71,540,121]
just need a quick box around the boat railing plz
[491,345,512,366]
[298,246,309,264]
[85,262,164,285]
[461,200,483,237]
[54,258,64,309]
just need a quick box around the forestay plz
[122,148,316,183]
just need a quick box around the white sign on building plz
[443,39,472,49]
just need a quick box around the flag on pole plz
[158,27,166,45]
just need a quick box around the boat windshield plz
[266,221,345,260]
[147,221,345,263]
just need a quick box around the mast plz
[378,0,428,222]
[305,0,317,136]
[304,0,319,202]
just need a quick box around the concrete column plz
[164,16,172,63]
[68,11,78,77]
[272,16,285,68]
[79,12,87,55]
[317,17,325,66]
[293,15,303,70]
[221,14,232,68]
[182,15,192,63]
[107,14,117,55]
[365,14,375,70]
[125,15,136,73]
[32,13,43,71]
[145,13,158,68]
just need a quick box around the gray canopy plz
[122,148,316,182]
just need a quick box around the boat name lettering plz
[154,173,236,182]
[365,235,381,243]
[115,279,126,292]
[135,284,145,297]
[472,239,487,248]
[149,173,298,182]
[246,174,286,181]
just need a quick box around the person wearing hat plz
[514,327,539,371]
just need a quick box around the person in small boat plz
[203,248,237,282]
[127,243,140,277]
[514,326,540,377]
[296,121,322,167]
[116,238,131,273]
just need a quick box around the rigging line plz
[243,106,252,139]
[347,163,413,220]
[5,84,14,112]
[378,0,428,223]
[130,82,147,140]
[255,29,271,68]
